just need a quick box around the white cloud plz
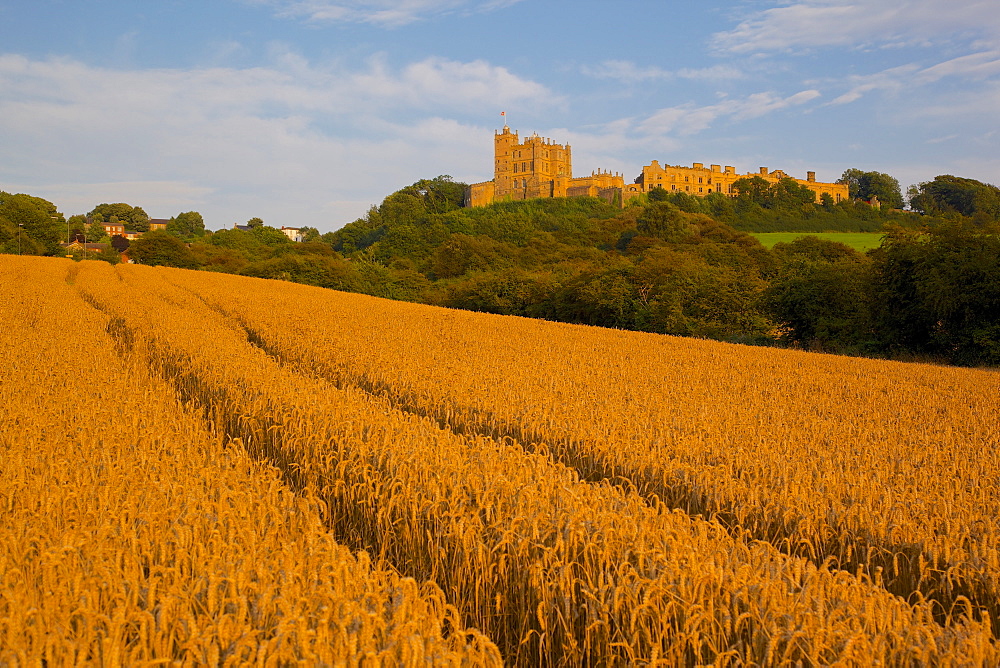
[825,51,1000,106]
[916,50,1000,82]
[581,60,743,83]
[248,0,526,26]
[637,90,821,136]
[0,53,549,230]
[714,0,1000,55]
[826,64,919,105]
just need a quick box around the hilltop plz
[4,172,1000,366]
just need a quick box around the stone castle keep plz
[465,125,849,207]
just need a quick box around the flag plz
[500,111,505,116]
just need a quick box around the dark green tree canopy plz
[129,230,198,268]
[908,175,1000,223]
[167,211,206,238]
[88,203,151,232]
[0,191,65,255]
[838,169,903,209]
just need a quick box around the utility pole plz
[17,223,23,255]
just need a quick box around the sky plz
[1,0,998,233]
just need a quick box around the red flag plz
[500,111,505,116]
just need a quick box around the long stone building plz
[465,124,849,207]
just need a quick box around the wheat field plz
[3,255,998,665]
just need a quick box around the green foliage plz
[7,175,991,367]
[67,215,88,242]
[764,238,872,351]
[88,203,150,232]
[129,230,198,269]
[0,191,65,255]
[634,248,771,339]
[838,169,904,209]
[167,211,206,239]
[870,222,1000,365]
[86,220,109,243]
[908,175,1000,224]
[241,253,361,291]
[636,203,695,242]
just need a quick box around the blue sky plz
[1,0,998,232]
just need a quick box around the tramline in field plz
[3,255,998,665]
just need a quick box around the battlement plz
[635,160,847,202]
[466,127,849,207]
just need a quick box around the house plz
[148,219,169,231]
[280,226,303,242]
[63,241,110,254]
[102,221,126,236]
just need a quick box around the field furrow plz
[57,260,999,665]
[165,268,1000,634]
[1,257,500,665]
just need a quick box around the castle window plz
[684,176,689,182]
[698,177,703,184]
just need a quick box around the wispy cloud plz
[713,0,1000,55]
[636,90,822,136]
[826,51,1000,106]
[581,60,743,83]
[246,0,526,27]
[0,52,548,226]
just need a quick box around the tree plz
[67,214,88,242]
[908,175,1000,223]
[129,230,198,268]
[648,186,669,202]
[635,203,694,242]
[86,219,109,243]
[299,226,321,242]
[88,203,150,232]
[0,192,65,255]
[838,169,903,209]
[768,178,816,209]
[764,246,871,350]
[110,235,130,253]
[247,217,264,229]
[167,211,206,238]
[732,176,772,206]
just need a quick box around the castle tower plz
[493,126,573,200]
[493,125,519,199]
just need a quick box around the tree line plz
[3,170,999,366]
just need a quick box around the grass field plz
[751,231,886,251]
[4,255,999,665]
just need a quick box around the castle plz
[465,125,849,207]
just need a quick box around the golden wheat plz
[171,267,1000,631]
[0,257,501,666]
[50,259,1000,665]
